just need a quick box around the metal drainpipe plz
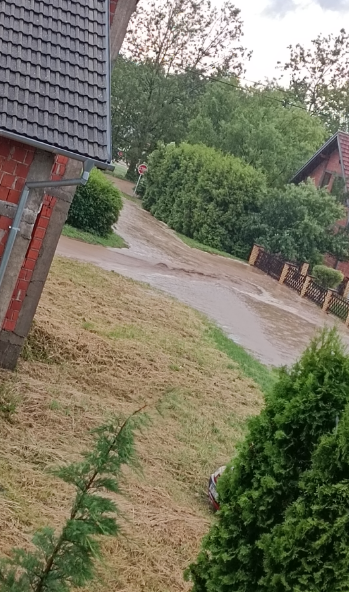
[0,159,93,289]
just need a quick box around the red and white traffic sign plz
[138,163,148,176]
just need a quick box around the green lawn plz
[62,225,128,248]
[105,162,128,180]
[206,324,276,394]
[176,233,245,261]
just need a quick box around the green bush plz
[313,264,344,289]
[250,182,347,267]
[142,142,267,259]
[185,329,349,592]
[67,168,122,237]
[261,402,349,591]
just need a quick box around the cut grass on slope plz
[0,257,267,592]
[62,224,128,248]
[176,233,245,262]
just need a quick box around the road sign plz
[138,163,148,176]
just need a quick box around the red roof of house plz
[291,131,349,189]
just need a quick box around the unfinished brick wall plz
[1,155,68,332]
[0,138,35,262]
[110,0,118,21]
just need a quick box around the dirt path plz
[56,178,349,366]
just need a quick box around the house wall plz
[0,135,79,369]
[110,0,138,61]
[309,148,342,191]
[0,1,137,369]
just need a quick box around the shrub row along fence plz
[249,245,349,326]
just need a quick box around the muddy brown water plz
[56,179,349,367]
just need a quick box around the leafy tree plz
[124,0,250,76]
[0,410,146,591]
[278,29,349,133]
[249,181,349,266]
[112,0,251,178]
[142,142,266,258]
[111,57,206,179]
[185,329,349,592]
[67,168,122,237]
[261,401,349,591]
[188,81,326,187]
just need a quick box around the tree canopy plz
[188,81,327,187]
[111,57,206,177]
[278,28,349,133]
[249,181,348,266]
[123,0,250,76]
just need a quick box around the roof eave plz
[290,132,339,185]
[0,129,114,171]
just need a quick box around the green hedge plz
[67,168,122,237]
[142,143,266,259]
[313,264,343,289]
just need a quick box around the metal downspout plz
[0,160,93,290]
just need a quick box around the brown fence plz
[284,266,306,294]
[249,245,349,327]
[254,249,285,281]
[328,292,349,321]
[305,279,327,308]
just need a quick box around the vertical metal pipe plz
[0,186,30,288]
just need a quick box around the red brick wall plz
[110,0,118,23]
[310,148,342,190]
[0,139,35,262]
[1,154,68,332]
[324,254,349,278]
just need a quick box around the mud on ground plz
[57,178,349,367]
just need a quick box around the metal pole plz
[0,187,30,287]
[134,174,142,196]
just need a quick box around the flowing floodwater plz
[56,179,349,367]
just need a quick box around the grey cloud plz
[264,0,349,17]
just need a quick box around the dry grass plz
[0,257,263,591]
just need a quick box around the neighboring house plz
[0,0,137,369]
[291,130,349,194]
[291,131,349,276]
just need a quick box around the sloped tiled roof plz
[291,131,349,189]
[0,0,111,165]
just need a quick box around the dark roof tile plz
[0,0,111,163]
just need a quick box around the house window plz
[321,171,332,188]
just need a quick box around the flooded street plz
[56,180,349,367]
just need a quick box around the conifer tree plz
[0,409,146,592]
[185,329,349,592]
[261,401,349,591]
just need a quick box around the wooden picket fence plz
[249,244,349,327]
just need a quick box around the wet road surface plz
[56,179,349,367]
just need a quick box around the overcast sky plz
[216,0,349,82]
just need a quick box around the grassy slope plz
[0,258,267,592]
[62,224,128,248]
[176,233,242,261]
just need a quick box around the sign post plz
[134,163,148,195]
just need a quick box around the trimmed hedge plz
[67,168,122,237]
[313,264,343,289]
[142,143,267,259]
